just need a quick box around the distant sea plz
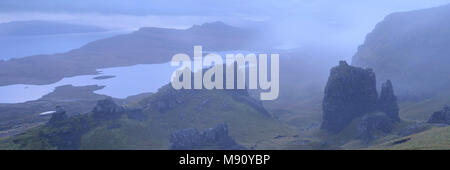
[0,30,129,60]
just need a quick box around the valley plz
[1,3,450,150]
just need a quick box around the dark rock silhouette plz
[321,61,379,133]
[428,105,450,124]
[169,123,246,150]
[43,106,90,150]
[378,80,400,122]
[321,61,401,135]
[47,106,68,127]
[91,97,125,120]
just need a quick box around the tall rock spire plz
[378,80,400,122]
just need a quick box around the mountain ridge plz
[352,4,450,99]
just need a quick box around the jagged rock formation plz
[321,61,401,134]
[321,61,378,133]
[428,106,450,124]
[356,112,394,142]
[378,80,400,122]
[41,98,126,149]
[92,97,125,120]
[46,106,68,127]
[169,123,246,150]
[141,64,271,117]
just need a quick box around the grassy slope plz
[399,89,450,122]
[0,90,295,150]
[372,126,450,150]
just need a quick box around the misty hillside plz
[0,22,266,86]
[352,4,450,100]
[0,85,293,150]
[0,20,107,36]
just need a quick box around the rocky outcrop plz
[378,80,400,122]
[144,85,185,112]
[46,106,68,127]
[321,61,379,133]
[356,112,394,142]
[43,105,90,150]
[321,61,402,134]
[428,106,450,124]
[141,65,271,117]
[169,123,246,150]
[91,97,125,120]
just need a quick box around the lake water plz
[0,63,177,103]
[0,51,258,103]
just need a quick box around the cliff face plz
[321,61,378,133]
[352,4,450,99]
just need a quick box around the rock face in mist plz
[321,61,378,133]
[169,123,246,150]
[321,61,400,134]
[378,80,400,122]
[428,106,450,124]
[356,112,394,142]
[352,4,450,99]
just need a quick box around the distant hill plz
[352,4,450,100]
[0,20,107,36]
[0,21,268,86]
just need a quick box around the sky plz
[1,0,449,57]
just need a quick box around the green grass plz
[399,89,450,122]
[372,126,450,150]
